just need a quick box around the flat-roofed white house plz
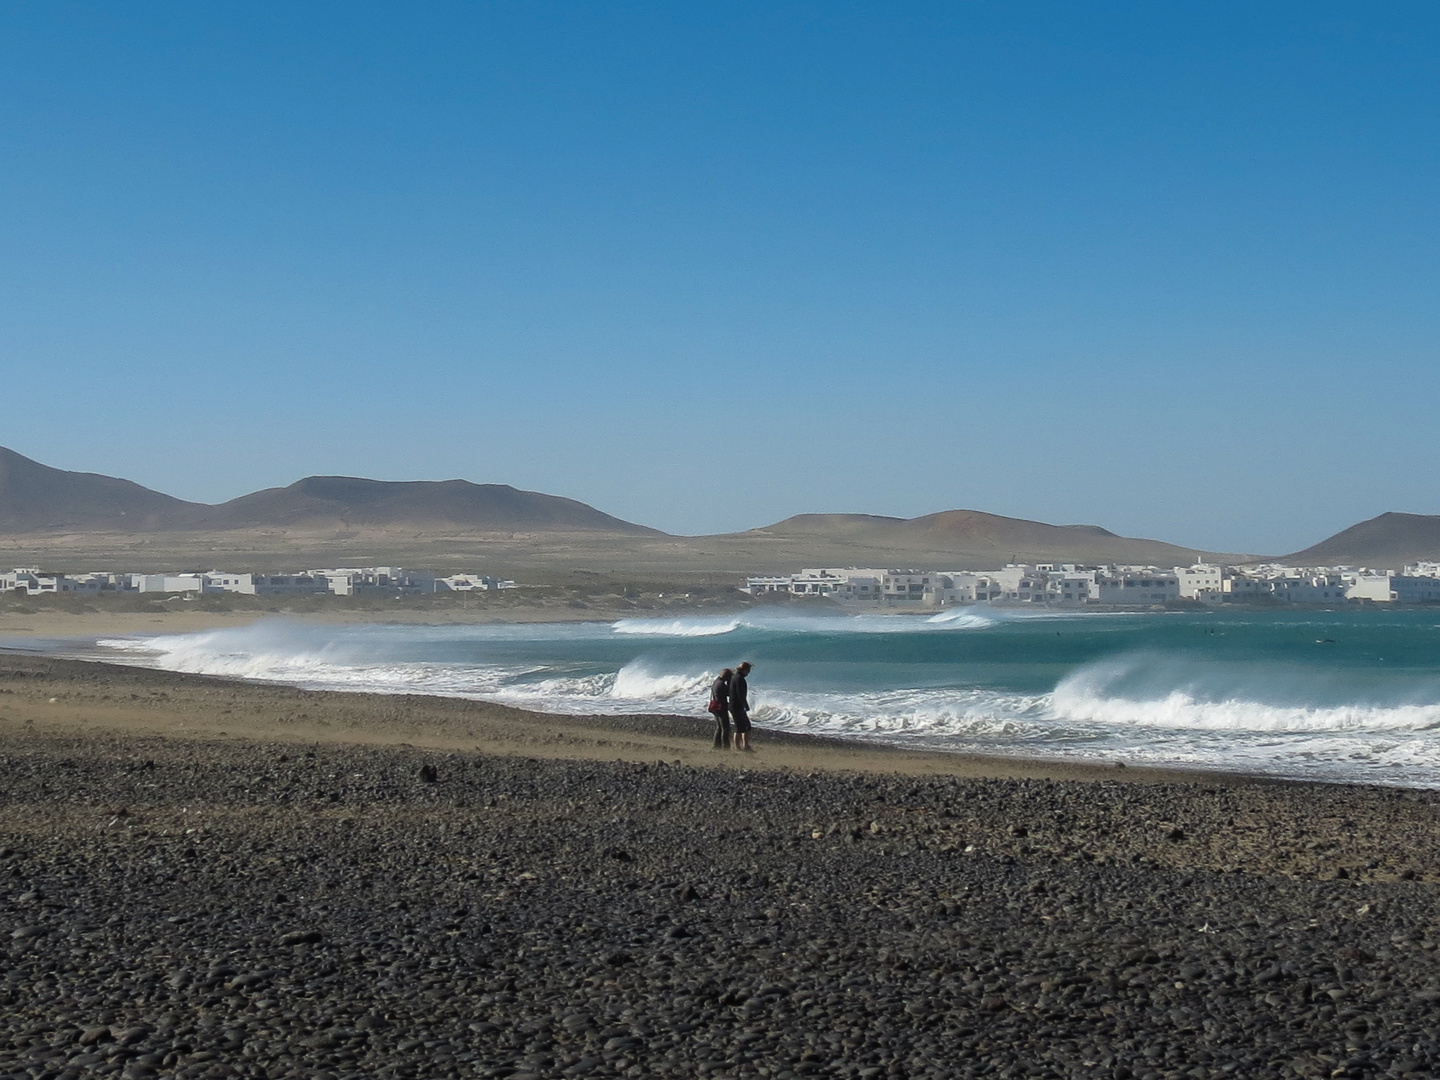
[1392,575,1440,603]
[1096,571,1180,605]
[1345,572,1393,602]
[880,571,932,605]
[136,574,207,594]
[0,569,76,594]
[1052,571,1097,605]
[930,573,1005,604]
[311,567,437,595]
[435,574,514,591]
[743,576,794,595]
[1175,565,1223,599]
[1269,575,1351,603]
[203,573,256,594]
[251,574,329,596]
[743,569,885,601]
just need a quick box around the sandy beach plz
[0,650,1209,784]
[3,650,1440,1080]
[0,589,765,644]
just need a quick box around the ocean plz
[73,605,1440,787]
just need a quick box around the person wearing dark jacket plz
[709,668,733,750]
[730,661,754,751]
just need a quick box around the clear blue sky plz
[2,3,1436,553]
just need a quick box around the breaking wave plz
[67,608,1440,786]
[609,607,1014,637]
[610,617,741,637]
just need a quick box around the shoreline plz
[6,652,1440,1077]
[0,604,732,642]
[0,648,1356,791]
[3,607,1433,792]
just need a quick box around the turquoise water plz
[83,606,1440,786]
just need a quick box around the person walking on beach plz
[709,667,733,750]
[730,661,754,752]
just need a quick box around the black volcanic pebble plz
[3,731,1440,1079]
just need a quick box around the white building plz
[1175,565,1223,599]
[1223,567,1353,604]
[1051,571,1098,605]
[932,573,1007,604]
[312,567,437,595]
[743,575,794,596]
[1392,575,1440,603]
[1096,570,1180,605]
[1345,572,1393,603]
[880,571,933,605]
[135,574,207,594]
[0,570,130,595]
[743,568,886,602]
[132,571,330,596]
[252,574,329,596]
[811,570,884,602]
[435,574,515,591]
[203,573,256,594]
[986,566,1030,600]
[1,569,76,595]
[1270,575,1350,603]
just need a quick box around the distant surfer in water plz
[731,661,754,752]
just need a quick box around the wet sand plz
[0,652,1190,784]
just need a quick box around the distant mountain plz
[190,475,663,534]
[1285,512,1440,569]
[34,445,1437,570]
[0,447,660,536]
[745,509,1220,566]
[0,446,203,532]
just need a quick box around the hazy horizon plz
[3,4,1437,553]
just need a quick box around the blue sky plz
[1,3,1436,553]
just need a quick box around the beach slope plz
[2,655,1439,1079]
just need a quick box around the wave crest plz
[1050,656,1440,734]
[611,617,740,637]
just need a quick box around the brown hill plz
[745,509,1221,566]
[0,447,658,536]
[0,446,203,532]
[1285,512,1440,569]
[0,446,1240,573]
[190,475,662,534]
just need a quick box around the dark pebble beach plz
[3,663,1440,1080]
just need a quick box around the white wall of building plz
[1096,572,1180,604]
[1393,576,1440,603]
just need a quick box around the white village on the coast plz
[0,566,515,598]
[3,560,1440,606]
[744,562,1440,605]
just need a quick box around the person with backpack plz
[730,661,754,752]
[708,667,733,749]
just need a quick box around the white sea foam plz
[609,661,713,701]
[78,614,1440,786]
[609,607,1016,638]
[611,617,741,637]
[923,608,1000,629]
[1050,656,1440,734]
